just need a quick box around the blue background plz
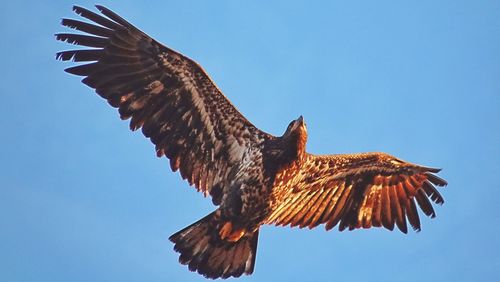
[2,1,499,281]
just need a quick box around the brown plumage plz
[56,5,448,279]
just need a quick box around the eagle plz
[56,5,448,280]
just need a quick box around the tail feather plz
[169,211,259,279]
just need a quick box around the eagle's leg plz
[219,221,246,242]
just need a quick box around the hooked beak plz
[297,115,304,124]
[292,115,305,132]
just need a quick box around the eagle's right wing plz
[56,6,269,204]
[266,153,447,233]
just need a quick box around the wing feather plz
[282,191,311,226]
[300,187,329,228]
[360,186,377,229]
[422,180,444,204]
[371,185,383,227]
[293,189,322,228]
[318,183,344,226]
[266,152,447,233]
[407,198,421,231]
[381,185,394,230]
[57,5,269,201]
[61,18,113,37]
[325,182,352,231]
[415,189,436,218]
[308,185,336,228]
[390,185,407,233]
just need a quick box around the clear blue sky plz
[1,1,499,281]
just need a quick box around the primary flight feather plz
[56,5,448,279]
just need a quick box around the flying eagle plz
[56,5,448,279]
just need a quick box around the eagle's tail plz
[169,211,259,279]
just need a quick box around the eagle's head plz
[284,115,308,161]
[285,115,307,135]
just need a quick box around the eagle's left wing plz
[265,153,447,233]
[56,6,270,204]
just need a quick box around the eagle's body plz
[214,118,306,234]
[57,6,448,279]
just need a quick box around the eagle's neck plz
[262,127,307,185]
[282,125,307,165]
[294,128,307,163]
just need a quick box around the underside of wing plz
[56,5,269,204]
[266,153,447,233]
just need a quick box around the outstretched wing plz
[56,5,268,203]
[266,152,447,233]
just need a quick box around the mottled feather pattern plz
[57,5,449,280]
[266,153,447,233]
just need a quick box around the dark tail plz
[169,211,259,279]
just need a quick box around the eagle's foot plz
[219,222,246,242]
